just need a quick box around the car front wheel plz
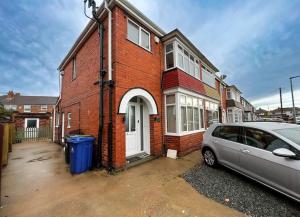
[203,149,217,167]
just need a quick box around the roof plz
[58,0,219,74]
[58,0,166,71]
[228,85,242,93]
[0,95,58,105]
[162,29,219,72]
[271,107,300,113]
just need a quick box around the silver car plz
[202,122,300,202]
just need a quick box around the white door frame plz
[61,113,65,143]
[24,118,39,128]
[125,98,151,157]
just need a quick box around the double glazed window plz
[67,113,71,128]
[165,41,201,80]
[127,19,150,51]
[24,105,31,113]
[180,95,203,132]
[166,95,176,133]
[41,105,47,112]
[165,93,206,134]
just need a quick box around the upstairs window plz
[41,105,47,112]
[165,43,174,69]
[72,57,77,80]
[165,41,203,81]
[127,19,151,51]
[227,89,232,99]
[24,105,31,113]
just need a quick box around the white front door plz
[125,103,141,157]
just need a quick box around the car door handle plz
[240,149,250,154]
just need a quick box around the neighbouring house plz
[0,91,57,129]
[255,108,269,119]
[54,0,232,170]
[269,107,300,121]
[241,97,256,122]
[225,85,243,123]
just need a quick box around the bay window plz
[166,92,206,135]
[165,40,201,80]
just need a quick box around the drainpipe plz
[104,0,114,172]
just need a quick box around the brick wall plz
[164,132,203,157]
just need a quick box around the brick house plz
[225,85,243,123]
[54,0,224,170]
[0,91,57,129]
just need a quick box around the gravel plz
[182,163,300,217]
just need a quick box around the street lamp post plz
[290,76,300,123]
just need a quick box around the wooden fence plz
[15,126,53,143]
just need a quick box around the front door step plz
[126,153,155,169]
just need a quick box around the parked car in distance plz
[202,122,300,202]
[296,116,300,124]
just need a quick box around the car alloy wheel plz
[204,149,216,166]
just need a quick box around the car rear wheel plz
[203,149,217,167]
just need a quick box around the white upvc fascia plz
[165,129,206,137]
[116,0,164,37]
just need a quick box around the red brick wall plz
[113,7,164,168]
[162,68,206,95]
[164,132,203,157]
[17,105,54,113]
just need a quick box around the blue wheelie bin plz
[67,136,95,174]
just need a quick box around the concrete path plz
[1,142,243,217]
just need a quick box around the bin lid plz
[66,136,95,143]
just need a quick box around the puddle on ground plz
[27,156,52,163]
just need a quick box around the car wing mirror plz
[272,148,296,158]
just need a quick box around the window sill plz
[67,126,71,129]
[165,129,206,137]
[126,38,152,54]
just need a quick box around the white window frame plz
[24,105,31,113]
[164,40,202,81]
[67,113,71,128]
[127,18,151,51]
[165,94,177,133]
[165,89,211,136]
[24,118,39,129]
[41,105,47,112]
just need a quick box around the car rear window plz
[274,127,300,146]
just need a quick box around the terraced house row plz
[54,0,256,170]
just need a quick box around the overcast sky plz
[0,0,299,110]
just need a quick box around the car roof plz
[216,122,300,131]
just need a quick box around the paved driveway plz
[1,142,243,217]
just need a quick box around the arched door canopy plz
[118,88,158,115]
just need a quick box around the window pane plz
[166,52,174,69]
[195,66,200,79]
[194,108,199,130]
[167,106,176,133]
[184,54,189,72]
[27,120,37,128]
[207,110,213,127]
[219,126,240,142]
[199,99,203,107]
[130,106,136,131]
[244,128,272,149]
[166,43,173,52]
[187,97,192,106]
[125,106,129,132]
[274,128,300,145]
[128,20,139,44]
[193,98,198,107]
[180,95,186,105]
[187,107,193,131]
[141,29,150,50]
[200,109,204,128]
[177,53,184,68]
[181,107,187,131]
[166,94,175,104]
